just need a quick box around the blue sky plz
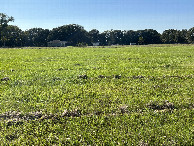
[1,0,194,33]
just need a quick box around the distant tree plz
[187,27,194,44]
[123,30,139,45]
[89,29,100,43]
[161,29,179,44]
[98,30,124,46]
[138,36,144,45]
[140,29,161,44]
[0,13,14,28]
[48,24,90,46]
[0,13,14,47]
[112,30,124,45]
[99,30,113,46]
[161,29,189,44]
[107,30,114,45]
[24,28,50,46]
[174,30,188,44]
[1,25,25,47]
[99,31,108,46]
[180,29,188,44]
[161,29,172,44]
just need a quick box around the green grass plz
[0,45,193,145]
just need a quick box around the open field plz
[0,45,193,145]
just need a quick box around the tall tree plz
[0,13,14,47]
[123,30,139,45]
[161,29,178,44]
[187,27,194,44]
[98,30,124,46]
[0,13,14,27]
[89,29,100,43]
[140,29,161,44]
[112,30,124,45]
[25,28,50,46]
[99,31,108,46]
[1,25,24,47]
[174,30,188,44]
[99,30,113,46]
[48,24,90,46]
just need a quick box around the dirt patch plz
[0,111,44,121]
[0,109,82,124]
[61,109,81,117]
[58,68,64,71]
[78,74,88,79]
[164,64,171,68]
[139,140,148,146]
[52,77,61,81]
[119,105,128,114]
[98,75,106,79]
[1,77,10,81]
[114,75,121,79]
[147,100,174,111]
[5,134,17,141]
[132,75,144,79]
[76,75,193,81]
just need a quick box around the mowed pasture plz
[0,45,193,145]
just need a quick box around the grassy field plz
[0,45,193,145]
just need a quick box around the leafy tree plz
[161,29,178,44]
[112,30,124,45]
[48,24,90,46]
[138,36,144,45]
[161,29,188,44]
[173,30,188,44]
[186,27,194,44]
[99,30,113,46]
[89,29,100,43]
[1,25,24,47]
[98,30,124,46]
[25,28,50,46]
[140,29,161,44]
[123,30,139,45]
[99,31,108,46]
[0,13,14,28]
[106,30,114,45]
[0,13,14,47]
[66,24,90,46]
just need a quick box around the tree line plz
[1,13,194,47]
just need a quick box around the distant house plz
[130,43,136,45]
[47,40,67,47]
[92,42,100,46]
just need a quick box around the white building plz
[130,43,136,45]
[92,42,100,46]
[47,40,67,47]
